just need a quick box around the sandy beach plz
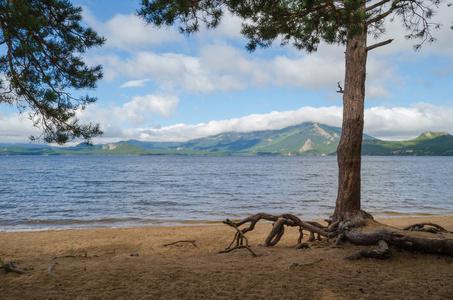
[1,216,452,299]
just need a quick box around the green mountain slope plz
[1,124,451,156]
[174,122,346,155]
[0,142,150,156]
[362,132,453,156]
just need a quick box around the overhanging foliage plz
[0,0,105,144]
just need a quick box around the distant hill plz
[362,131,453,156]
[0,142,150,156]
[179,122,342,155]
[163,122,375,155]
[122,122,375,156]
[1,123,452,156]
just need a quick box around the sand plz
[1,216,452,299]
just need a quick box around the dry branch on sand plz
[163,240,198,247]
[2,261,25,274]
[220,212,453,259]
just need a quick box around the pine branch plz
[366,39,394,51]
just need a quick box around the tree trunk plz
[333,24,368,222]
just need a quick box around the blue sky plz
[1,0,453,144]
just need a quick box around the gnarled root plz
[220,213,337,255]
[219,219,258,257]
[403,223,452,234]
[220,212,453,258]
[345,219,453,257]
[344,240,390,260]
[163,240,198,247]
[2,262,24,274]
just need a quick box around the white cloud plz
[99,106,344,143]
[83,11,180,51]
[79,94,180,127]
[270,52,343,90]
[101,51,211,90]
[91,103,452,143]
[120,79,151,88]
[368,2,453,59]
[86,54,123,82]
[81,1,453,101]
[0,112,40,143]
[99,42,396,98]
[2,103,452,144]
[81,4,422,98]
[195,12,245,42]
[364,103,453,140]
[365,58,401,99]
[126,94,179,119]
[84,9,245,52]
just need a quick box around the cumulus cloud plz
[99,42,396,98]
[82,1,452,98]
[120,79,151,88]
[194,12,245,43]
[367,2,453,59]
[0,112,40,143]
[364,103,453,140]
[79,94,180,127]
[94,103,451,143]
[83,11,180,51]
[125,94,179,119]
[82,3,440,98]
[2,103,452,144]
[99,51,211,90]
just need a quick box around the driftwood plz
[403,223,452,234]
[289,259,323,269]
[220,212,453,259]
[52,252,92,260]
[163,240,198,247]
[219,219,257,256]
[2,262,24,274]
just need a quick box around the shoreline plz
[1,215,453,299]
[2,213,453,233]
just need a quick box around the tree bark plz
[333,20,368,223]
[345,223,453,256]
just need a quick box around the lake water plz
[1,156,452,231]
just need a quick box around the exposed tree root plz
[218,245,258,256]
[403,223,452,234]
[345,220,453,257]
[163,240,198,247]
[52,252,93,260]
[294,243,310,250]
[220,212,453,258]
[344,240,390,260]
[289,259,323,269]
[222,213,337,248]
[2,261,24,274]
[219,219,257,256]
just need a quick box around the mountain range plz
[1,122,452,156]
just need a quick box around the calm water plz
[1,156,452,231]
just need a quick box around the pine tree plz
[0,0,105,144]
[138,0,442,222]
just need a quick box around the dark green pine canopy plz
[0,0,105,144]
[137,0,440,53]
